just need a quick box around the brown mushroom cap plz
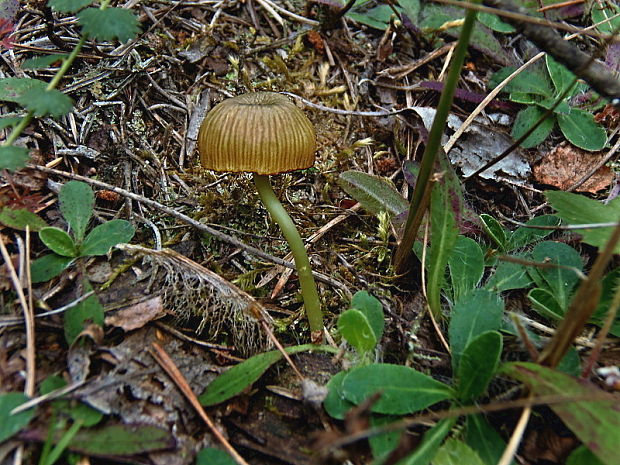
[197,92,316,175]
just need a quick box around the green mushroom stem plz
[253,173,323,334]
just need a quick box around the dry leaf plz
[105,296,165,331]
[533,143,613,193]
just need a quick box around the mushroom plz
[198,92,323,339]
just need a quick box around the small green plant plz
[0,0,140,171]
[30,181,135,283]
[490,55,607,150]
[30,180,134,343]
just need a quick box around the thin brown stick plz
[149,342,251,465]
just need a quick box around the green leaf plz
[448,289,503,371]
[78,8,140,43]
[22,54,68,69]
[369,414,401,462]
[485,260,532,292]
[511,105,555,148]
[64,289,104,344]
[0,116,21,129]
[566,445,606,465]
[591,2,620,35]
[528,287,564,320]
[432,438,485,465]
[530,241,583,310]
[48,0,92,13]
[39,227,78,257]
[323,371,355,420]
[456,331,502,402]
[347,4,394,30]
[397,0,420,21]
[30,253,74,283]
[19,87,73,118]
[195,448,237,465]
[199,344,335,406]
[557,109,607,151]
[59,180,94,243]
[477,12,515,33]
[80,219,135,256]
[338,171,408,216]
[0,77,46,103]
[479,214,507,250]
[427,182,458,318]
[68,424,174,455]
[0,145,29,171]
[0,392,35,443]
[465,414,512,465]
[502,362,620,465]
[0,207,48,231]
[508,215,560,250]
[448,236,484,301]
[489,67,552,97]
[338,309,377,354]
[40,376,103,426]
[546,55,577,96]
[351,290,384,342]
[341,363,454,415]
[399,417,457,465]
[545,191,620,254]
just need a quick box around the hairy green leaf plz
[433,438,485,465]
[0,77,46,102]
[448,236,484,301]
[59,180,94,243]
[30,253,74,283]
[39,227,78,257]
[338,309,377,354]
[196,448,237,465]
[338,171,408,216]
[341,363,454,415]
[68,424,174,455]
[427,182,458,318]
[508,215,560,250]
[48,0,92,13]
[22,54,68,69]
[511,105,555,148]
[0,393,35,443]
[485,260,532,292]
[80,219,135,256]
[78,8,140,43]
[0,145,29,171]
[456,331,502,402]
[19,87,73,118]
[465,414,513,465]
[0,207,48,231]
[479,214,507,250]
[324,371,355,420]
[449,289,503,371]
[546,190,620,254]
[351,290,384,342]
[503,362,620,465]
[557,109,607,152]
[64,288,104,344]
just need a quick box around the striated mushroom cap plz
[197,92,316,175]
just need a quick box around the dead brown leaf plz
[105,296,165,331]
[533,143,613,193]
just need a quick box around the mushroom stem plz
[253,173,323,334]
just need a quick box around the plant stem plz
[393,0,479,274]
[254,173,323,334]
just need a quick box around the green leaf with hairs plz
[30,253,74,283]
[0,146,29,171]
[48,0,92,13]
[78,8,140,43]
[19,87,73,118]
[39,227,78,257]
[59,181,94,243]
[338,171,408,216]
[0,393,35,443]
[0,207,48,231]
[80,219,135,256]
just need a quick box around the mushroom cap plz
[198,92,316,175]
